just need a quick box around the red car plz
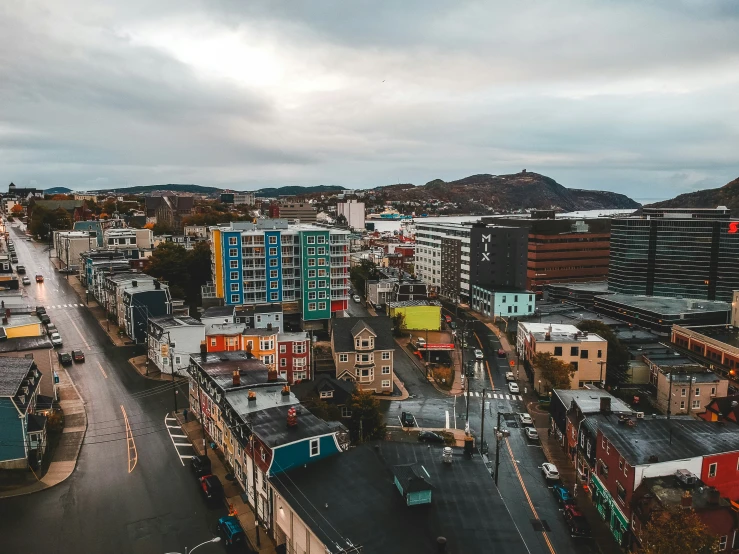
[35,274,44,283]
[199,474,224,500]
[497,349,506,358]
[563,505,591,537]
[444,315,452,323]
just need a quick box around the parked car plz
[497,348,506,358]
[518,413,533,425]
[552,483,574,505]
[21,276,30,285]
[415,337,426,348]
[46,323,58,336]
[57,351,72,365]
[199,474,224,500]
[72,349,85,363]
[50,332,62,347]
[218,515,246,546]
[401,411,416,427]
[465,361,475,378]
[508,382,519,394]
[541,463,560,481]
[418,431,445,444]
[36,306,46,315]
[40,314,51,325]
[444,315,452,323]
[505,372,515,382]
[190,455,212,477]
[352,295,361,303]
[474,349,484,360]
[524,427,539,441]
[563,505,591,537]
[35,274,44,283]
[16,265,25,274]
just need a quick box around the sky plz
[2,1,739,200]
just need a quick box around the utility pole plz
[598,360,607,387]
[480,388,486,454]
[250,432,261,547]
[494,411,502,485]
[666,371,672,420]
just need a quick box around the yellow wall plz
[212,229,224,299]
[389,305,441,331]
[6,323,43,339]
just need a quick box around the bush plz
[432,366,454,390]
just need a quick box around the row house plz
[577,413,739,548]
[200,303,283,333]
[672,321,739,381]
[331,317,395,394]
[147,315,205,375]
[187,351,347,532]
[101,272,172,342]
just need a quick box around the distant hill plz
[254,185,344,198]
[646,177,739,214]
[44,187,73,195]
[375,172,640,211]
[91,184,222,195]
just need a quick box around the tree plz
[10,204,23,215]
[641,507,717,554]
[532,352,576,390]
[576,320,630,385]
[152,222,174,235]
[391,312,405,337]
[185,242,212,304]
[146,243,190,299]
[350,259,377,295]
[347,390,386,443]
[302,394,342,422]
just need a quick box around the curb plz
[128,357,188,383]
[394,338,456,396]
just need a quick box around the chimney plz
[248,390,257,404]
[132,280,137,287]
[267,322,273,331]
[154,280,161,290]
[437,537,447,553]
[281,385,290,397]
[268,369,278,382]
[232,370,240,387]
[681,490,693,508]
[287,406,298,427]
[600,397,611,413]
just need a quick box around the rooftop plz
[191,351,281,391]
[270,441,529,554]
[277,331,309,342]
[680,325,739,349]
[662,371,723,384]
[588,414,739,466]
[333,317,396,352]
[249,404,336,451]
[0,356,34,396]
[554,389,632,414]
[201,306,235,319]
[234,303,282,315]
[545,281,610,293]
[519,322,606,343]
[149,315,203,328]
[206,324,277,337]
[598,294,730,315]
[387,300,441,308]
[225,385,299,419]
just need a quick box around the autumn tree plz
[347,390,386,443]
[576,320,630,385]
[532,352,576,391]
[641,507,717,554]
[10,204,23,215]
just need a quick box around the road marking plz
[164,413,186,466]
[445,410,450,429]
[170,434,188,438]
[504,439,556,554]
[121,405,138,474]
[96,361,107,379]
[66,314,92,351]
[179,454,193,459]
[173,442,193,447]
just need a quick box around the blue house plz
[393,464,434,506]
[0,356,45,469]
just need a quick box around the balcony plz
[330,236,349,245]
[201,282,217,299]
[330,257,349,268]
[331,291,349,300]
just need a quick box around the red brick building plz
[277,332,311,384]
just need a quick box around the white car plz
[541,463,560,480]
[518,413,533,426]
[474,349,484,360]
[524,427,539,441]
[505,372,515,382]
[21,276,31,285]
[50,332,63,347]
[352,295,361,303]
[508,381,520,394]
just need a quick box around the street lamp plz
[182,536,222,554]
[538,379,541,395]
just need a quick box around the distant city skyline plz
[2,1,738,198]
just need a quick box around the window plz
[616,482,626,504]
[580,350,588,359]
[382,352,391,360]
[270,258,278,267]
[231,294,239,303]
[318,302,326,310]
[694,388,701,397]
[210,338,217,347]
[307,247,315,256]
[339,354,348,362]
[270,270,278,278]
[318,269,326,277]
[320,391,333,399]
[229,248,238,257]
[382,366,391,374]
[310,439,319,457]
[308,269,316,278]
[692,399,701,410]
[308,280,316,289]
[708,463,717,478]
[229,237,237,245]
[308,302,316,311]
[619,459,624,471]
[308,292,316,300]
[280,358,286,367]
[341,406,352,418]
[681,388,687,397]
[711,386,716,396]
[553,346,563,356]
[597,349,602,358]
[269,236,277,244]
[317,235,325,244]
[680,400,685,410]
[306,236,315,244]
[230,260,238,269]
[318,280,327,288]
[570,346,579,356]
[308,259,316,267]
[318,258,325,266]
[270,282,278,289]
[570,361,578,371]
[719,536,727,551]
[230,272,239,280]
[175,356,181,364]
[231,283,239,291]
[256,315,261,323]
[280,344,286,353]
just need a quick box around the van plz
[217,516,246,546]
[675,469,698,487]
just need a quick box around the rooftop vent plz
[248,390,256,403]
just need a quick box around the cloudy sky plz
[2,1,739,200]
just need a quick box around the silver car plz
[50,332,63,347]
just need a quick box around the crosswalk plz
[46,303,84,310]
[464,391,522,401]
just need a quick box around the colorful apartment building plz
[207,220,350,326]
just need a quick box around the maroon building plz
[277,332,310,384]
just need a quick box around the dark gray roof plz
[350,320,375,338]
[292,374,355,405]
[0,356,34,396]
[591,414,739,466]
[201,306,235,319]
[190,351,279,391]
[333,317,395,353]
[665,371,722,384]
[553,389,632,414]
[149,315,202,328]
[392,463,433,493]
[0,336,53,352]
[270,441,529,554]
[27,413,46,433]
[250,404,336,451]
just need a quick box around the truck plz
[442,447,453,465]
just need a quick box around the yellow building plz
[387,301,442,331]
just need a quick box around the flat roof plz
[554,389,632,414]
[201,306,234,319]
[149,315,203,328]
[226,385,299,419]
[250,404,336,450]
[191,351,280,391]
[270,441,530,554]
[598,294,730,315]
[278,331,309,342]
[546,281,610,293]
[681,325,739,349]
[519,322,606,343]
[587,414,739,466]
[387,300,441,308]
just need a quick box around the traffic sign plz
[509,360,515,367]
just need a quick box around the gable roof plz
[332,317,396,353]
[0,356,35,396]
[350,320,376,338]
[705,395,739,422]
[32,199,83,211]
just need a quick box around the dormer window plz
[319,391,334,399]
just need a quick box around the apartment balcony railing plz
[330,236,349,245]
[201,282,217,299]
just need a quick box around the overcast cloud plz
[2,0,739,199]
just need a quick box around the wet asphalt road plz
[0,225,228,554]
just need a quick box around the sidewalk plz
[375,373,410,401]
[174,411,278,554]
[129,354,189,382]
[0,364,88,498]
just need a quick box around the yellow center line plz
[97,361,107,379]
[504,438,557,554]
